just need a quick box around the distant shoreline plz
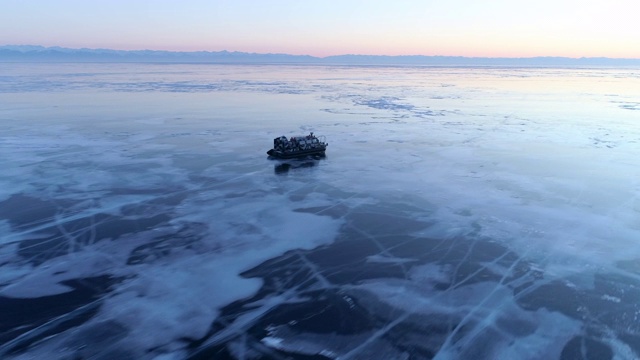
[2,45,640,67]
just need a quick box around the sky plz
[1,0,639,58]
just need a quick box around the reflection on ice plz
[274,160,316,174]
[1,63,640,359]
[272,156,326,175]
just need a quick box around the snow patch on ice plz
[601,294,621,303]
[366,254,416,264]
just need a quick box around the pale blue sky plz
[1,0,639,57]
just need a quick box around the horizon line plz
[3,44,640,61]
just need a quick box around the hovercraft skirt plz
[267,148,326,159]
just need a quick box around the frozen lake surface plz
[1,63,640,359]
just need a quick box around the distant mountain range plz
[1,45,639,66]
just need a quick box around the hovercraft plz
[267,132,328,159]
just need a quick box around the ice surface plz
[1,63,640,359]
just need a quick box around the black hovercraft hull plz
[268,132,328,159]
[267,147,326,159]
